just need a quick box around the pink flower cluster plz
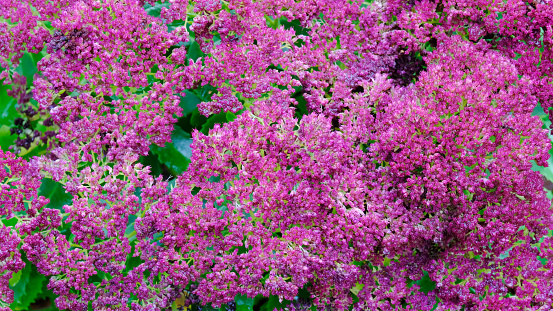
[0,150,45,309]
[1,0,553,310]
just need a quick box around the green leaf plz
[10,260,31,307]
[180,90,201,116]
[350,282,364,296]
[170,125,192,158]
[31,51,46,67]
[38,179,73,211]
[415,271,437,294]
[187,40,203,61]
[1,216,17,227]
[32,278,59,311]
[139,151,163,177]
[226,112,237,122]
[0,84,17,123]
[499,247,512,259]
[10,260,47,310]
[201,304,221,311]
[167,19,187,33]
[258,295,291,311]
[191,84,217,102]
[15,53,38,87]
[235,294,254,311]
[125,215,137,236]
[190,109,208,129]
[9,270,22,287]
[124,244,143,274]
[150,125,192,175]
[19,140,47,159]
[144,2,171,17]
[515,194,526,201]
[293,93,308,120]
[200,112,228,135]
[531,103,553,189]
[280,18,310,37]
[0,124,15,152]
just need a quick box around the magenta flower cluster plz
[1,0,553,310]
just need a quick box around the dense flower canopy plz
[1,0,553,310]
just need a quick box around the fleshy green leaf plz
[531,103,553,195]
[32,279,59,311]
[10,260,47,310]
[226,112,236,122]
[9,260,30,306]
[15,53,38,87]
[416,271,437,294]
[499,247,512,259]
[200,112,228,135]
[140,151,163,177]
[258,295,290,311]
[293,93,308,120]
[0,124,15,152]
[8,270,22,287]
[150,125,192,175]
[144,2,171,17]
[180,90,201,116]
[350,282,364,296]
[235,294,254,311]
[187,41,203,61]
[190,109,208,128]
[1,216,17,227]
[0,83,16,115]
[167,19,186,33]
[124,244,143,274]
[38,179,73,211]
[280,18,310,37]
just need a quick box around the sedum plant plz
[1,0,553,310]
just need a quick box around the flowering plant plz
[1,0,553,310]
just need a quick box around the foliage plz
[0,0,553,310]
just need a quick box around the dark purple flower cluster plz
[0,0,552,310]
[6,73,59,154]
